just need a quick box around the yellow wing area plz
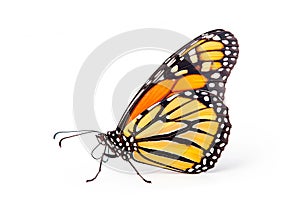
[135,121,187,140]
[180,40,225,72]
[138,140,202,163]
[125,92,225,172]
[133,150,194,171]
[176,30,238,76]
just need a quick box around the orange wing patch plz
[128,75,208,124]
[173,74,207,92]
[197,41,224,52]
[199,51,224,61]
[128,79,175,122]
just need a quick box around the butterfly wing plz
[123,90,230,173]
[117,29,238,132]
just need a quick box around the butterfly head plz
[96,130,120,147]
[96,132,107,145]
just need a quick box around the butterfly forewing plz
[117,29,238,132]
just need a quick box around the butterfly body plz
[103,130,136,161]
[55,29,239,183]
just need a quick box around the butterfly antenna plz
[53,130,100,139]
[54,130,101,147]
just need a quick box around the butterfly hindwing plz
[123,90,231,173]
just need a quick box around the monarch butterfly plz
[54,29,239,183]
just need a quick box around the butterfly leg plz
[103,151,119,163]
[92,135,112,162]
[86,145,107,182]
[102,148,121,162]
[91,143,102,160]
[102,148,110,163]
[128,160,151,184]
[104,152,118,158]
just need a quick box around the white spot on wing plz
[204,96,209,101]
[190,55,198,63]
[188,48,196,55]
[213,35,221,40]
[222,40,229,44]
[171,65,178,73]
[211,90,218,95]
[211,73,220,79]
[175,70,188,76]
[188,168,194,173]
[167,93,179,101]
[201,62,211,72]
[225,50,231,55]
[184,91,192,96]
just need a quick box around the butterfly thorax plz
[106,130,138,160]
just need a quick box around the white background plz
[0,0,299,199]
